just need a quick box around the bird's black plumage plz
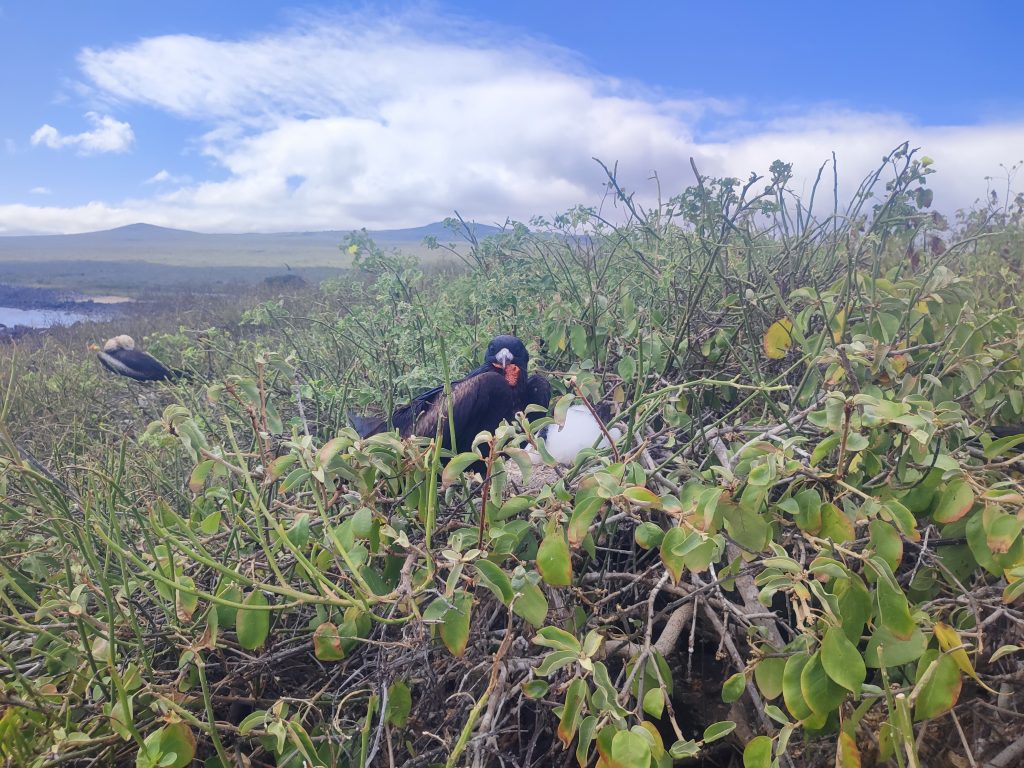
[351,335,551,469]
[95,335,185,382]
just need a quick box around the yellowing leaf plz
[830,309,846,343]
[932,479,975,524]
[837,731,861,768]
[557,678,587,747]
[313,622,346,661]
[933,622,996,693]
[763,319,794,359]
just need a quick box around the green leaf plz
[800,651,846,715]
[137,723,195,768]
[913,650,962,720]
[199,510,221,535]
[611,729,652,768]
[439,590,472,657]
[868,519,903,572]
[821,626,866,692]
[522,679,549,699]
[568,495,604,546]
[722,502,771,551]
[989,644,1024,663]
[512,577,548,627]
[554,392,576,425]
[386,681,412,727]
[743,735,773,768]
[932,479,975,524]
[533,626,581,654]
[983,431,1024,459]
[441,452,481,485]
[865,625,927,668]
[286,513,311,549]
[882,499,919,540]
[576,716,598,768]
[834,575,872,643]
[869,557,916,640]
[535,650,578,677]
[634,521,665,549]
[660,527,689,583]
[702,721,737,743]
[537,520,572,586]
[474,560,513,605]
[642,687,665,718]
[811,433,842,467]
[669,740,700,759]
[236,590,270,651]
[783,653,813,720]
[214,582,242,628]
[617,355,636,382]
[622,486,662,508]
[819,503,856,544]
[188,460,215,494]
[753,656,786,700]
[721,672,746,703]
[109,696,134,740]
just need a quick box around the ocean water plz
[0,306,91,328]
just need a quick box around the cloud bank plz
[4,11,1022,234]
[30,111,135,155]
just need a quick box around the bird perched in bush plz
[93,335,186,382]
[350,335,551,467]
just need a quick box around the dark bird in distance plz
[350,335,551,468]
[93,335,186,382]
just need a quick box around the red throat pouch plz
[504,363,521,387]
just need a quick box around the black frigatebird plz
[350,335,551,468]
[93,335,186,382]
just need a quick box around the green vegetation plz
[2,143,1024,767]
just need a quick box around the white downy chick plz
[529,405,622,465]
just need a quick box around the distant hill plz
[0,221,504,269]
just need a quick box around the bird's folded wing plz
[98,350,172,381]
[526,373,552,421]
[412,371,518,451]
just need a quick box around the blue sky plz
[1,1,1022,234]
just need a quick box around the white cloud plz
[29,186,52,195]
[30,111,134,155]
[4,11,1023,234]
[144,169,191,185]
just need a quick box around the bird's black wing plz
[525,373,552,424]
[413,370,518,454]
[97,350,174,382]
[990,424,1024,439]
[350,363,492,439]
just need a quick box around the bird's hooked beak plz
[492,347,521,386]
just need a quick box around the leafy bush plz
[2,143,1023,767]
